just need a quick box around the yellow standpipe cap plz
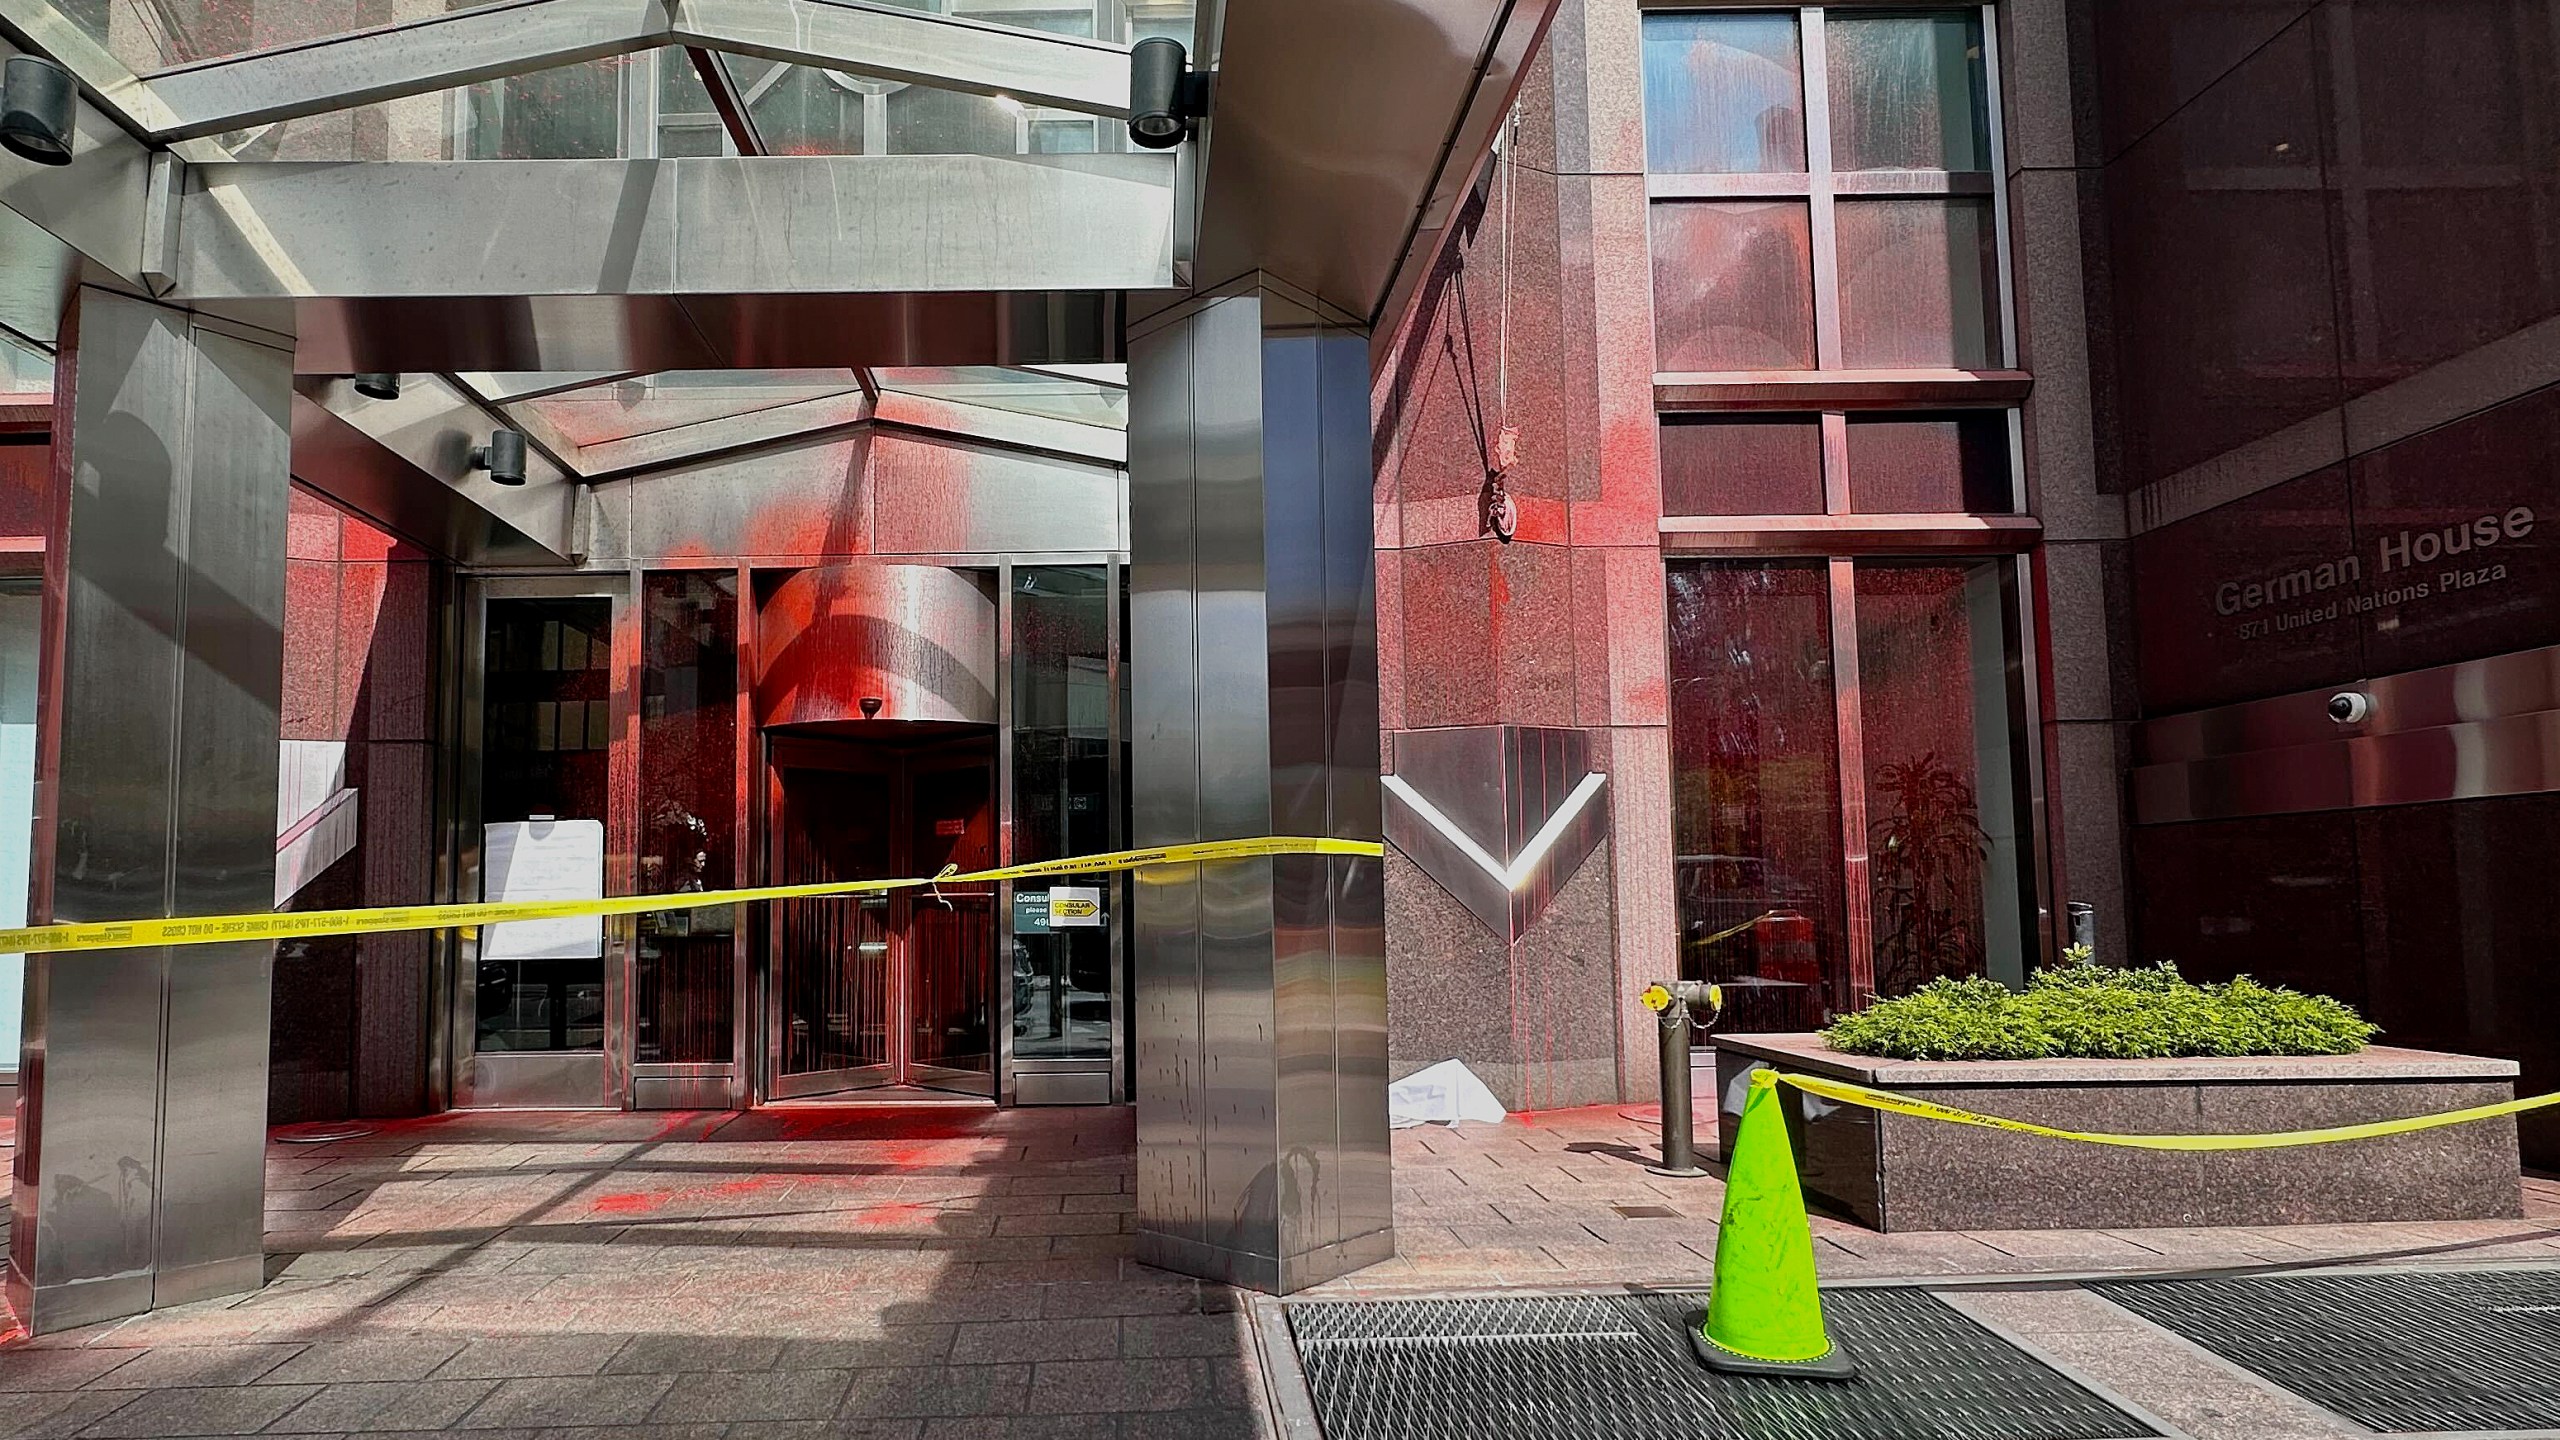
[1639,983,1673,1013]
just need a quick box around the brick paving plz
[1,1102,2556,1438]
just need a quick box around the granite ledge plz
[1712,1033,2520,1086]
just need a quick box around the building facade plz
[1,0,2557,1330]
[1368,0,2560,1172]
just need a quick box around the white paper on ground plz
[1387,1059,1509,1128]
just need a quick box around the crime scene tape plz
[0,836,1385,957]
[1763,1067,2560,1150]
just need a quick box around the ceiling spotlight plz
[468,429,528,486]
[351,373,400,400]
[0,55,76,167]
[1127,37,1208,150]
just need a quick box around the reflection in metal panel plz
[871,432,1123,556]
[2133,644,2560,823]
[174,155,1176,301]
[13,291,288,1334]
[1129,280,1391,1294]
[757,564,999,729]
[291,290,1128,377]
[1384,726,1610,942]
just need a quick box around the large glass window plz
[635,573,739,1065]
[1011,566,1114,1063]
[1642,7,2011,380]
[1668,558,2035,1020]
[1854,561,2032,993]
[1668,563,1847,1029]
[477,597,613,1052]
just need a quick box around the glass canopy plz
[83,0,1193,76]
[439,365,1126,479]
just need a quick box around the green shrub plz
[1819,961,2378,1061]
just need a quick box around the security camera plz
[351,373,401,400]
[2326,691,2372,725]
[859,696,884,720]
[468,430,528,486]
[0,55,76,167]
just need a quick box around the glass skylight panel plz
[512,371,867,448]
[873,367,1128,429]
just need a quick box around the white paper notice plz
[482,818,605,961]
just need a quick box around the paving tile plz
[431,1336,630,1379]
[0,1389,141,1440]
[1119,1315,1249,1360]
[777,1328,958,1370]
[949,1319,1118,1365]
[260,1341,469,1386]
[648,1367,853,1423]
[266,1378,499,1432]
[0,1348,139,1391]
[603,1334,786,1374]
[456,1374,675,1429]
[1118,1410,1273,1440]
[71,1383,319,1437]
[838,1364,1029,1419]
[82,1344,303,1389]
[1026,1358,1252,1414]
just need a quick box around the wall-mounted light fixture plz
[351,373,401,400]
[468,430,528,486]
[0,55,76,167]
[1127,38,1209,150]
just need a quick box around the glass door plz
[768,742,897,1098]
[763,733,998,1099]
[900,741,997,1096]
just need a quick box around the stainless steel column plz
[9,289,291,1334]
[1127,277,1392,1292]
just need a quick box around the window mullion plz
[1802,6,1844,371]
[1827,554,1875,1009]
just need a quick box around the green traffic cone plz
[1692,1069,1857,1379]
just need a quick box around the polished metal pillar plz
[9,289,290,1333]
[1127,276,1392,1292]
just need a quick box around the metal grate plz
[2098,1268,2560,1433]
[1286,1288,2156,1440]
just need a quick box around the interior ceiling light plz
[0,55,76,167]
[1127,38,1209,150]
[351,373,400,400]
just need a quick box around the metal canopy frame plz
[0,0,1136,147]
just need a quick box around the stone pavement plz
[1,1102,2555,1439]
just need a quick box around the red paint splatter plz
[589,1192,668,1216]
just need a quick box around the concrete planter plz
[1711,1033,2524,1232]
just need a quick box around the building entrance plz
[765,732,998,1100]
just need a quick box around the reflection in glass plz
[1660,415,1826,516]
[1836,198,2000,368]
[478,597,613,1052]
[1853,562,2029,994]
[635,573,737,1065]
[1827,12,1991,171]
[0,583,38,1080]
[1651,201,1818,371]
[1667,562,1847,1028]
[1012,567,1113,1061]
[874,367,1129,428]
[1845,412,2014,513]
[515,371,867,447]
[70,0,509,72]
[1641,12,1807,174]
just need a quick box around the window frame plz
[1642,3,2026,521]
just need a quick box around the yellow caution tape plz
[1762,1068,2560,1149]
[0,836,1385,957]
